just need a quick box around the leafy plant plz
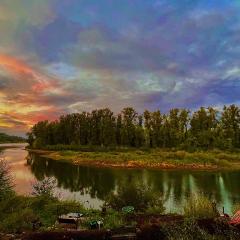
[0,160,14,201]
[32,177,57,198]
[183,194,219,219]
[105,184,165,213]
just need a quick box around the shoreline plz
[28,148,240,171]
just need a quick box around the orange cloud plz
[0,54,67,135]
[0,54,33,74]
[0,54,62,94]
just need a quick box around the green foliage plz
[0,160,14,201]
[183,194,219,219]
[37,147,240,168]
[31,196,83,226]
[31,177,57,198]
[0,194,240,238]
[0,208,36,233]
[105,184,165,213]
[0,132,25,143]
[0,195,36,233]
[103,210,124,229]
[0,194,84,233]
[27,105,240,151]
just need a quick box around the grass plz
[183,194,219,219]
[29,146,240,170]
[0,195,85,233]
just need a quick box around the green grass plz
[0,195,85,233]
[32,146,240,169]
[183,194,219,219]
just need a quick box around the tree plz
[0,160,13,201]
[27,105,240,151]
[116,114,122,146]
[135,115,145,147]
[189,107,218,149]
[179,109,190,143]
[26,132,34,147]
[31,120,49,147]
[151,110,163,147]
[220,105,240,149]
[99,108,116,147]
[121,107,138,147]
[143,110,152,147]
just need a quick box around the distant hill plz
[0,133,26,143]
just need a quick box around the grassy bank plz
[1,193,240,240]
[29,146,240,170]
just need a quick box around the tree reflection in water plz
[27,153,240,214]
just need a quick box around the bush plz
[0,208,37,233]
[32,177,57,198]
[105,184,165,213]
[0,160,14,201]
[28,195,82,227]
[183,194,218,219]
[103,210,124,229]
[0,195,29,215]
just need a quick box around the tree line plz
[0,133,26,144]
[27,105,240,150]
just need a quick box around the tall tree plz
[27,105,240,151]
[121,107,138,147]
[220,105,240,148]
[99,108,116,147]
[190,107,218,148]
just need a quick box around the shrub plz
[32,177,57,198]
[0,208,37,233]
[103,210,124,229]
[29,196,84,227]
[183,194,218,219]
[105,184,165,213]
[0,195,29,215]
[0,160,14,201]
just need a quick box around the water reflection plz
[27,152,240,213]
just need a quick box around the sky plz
[0,0,240,136]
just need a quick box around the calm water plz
[1,144,240,214]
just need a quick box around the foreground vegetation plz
[0,132,26,144]
[30,147,240,169]
[1,161,240,239]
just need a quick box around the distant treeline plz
[27,105,240,150]
[0,133,26,144]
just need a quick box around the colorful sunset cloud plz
[1,0,240,136]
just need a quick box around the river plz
[1,143,240,214]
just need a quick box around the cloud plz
[0,55,67,134]
[1,0,240,135]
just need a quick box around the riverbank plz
[28,148,240,170]
[1,194,239,240]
